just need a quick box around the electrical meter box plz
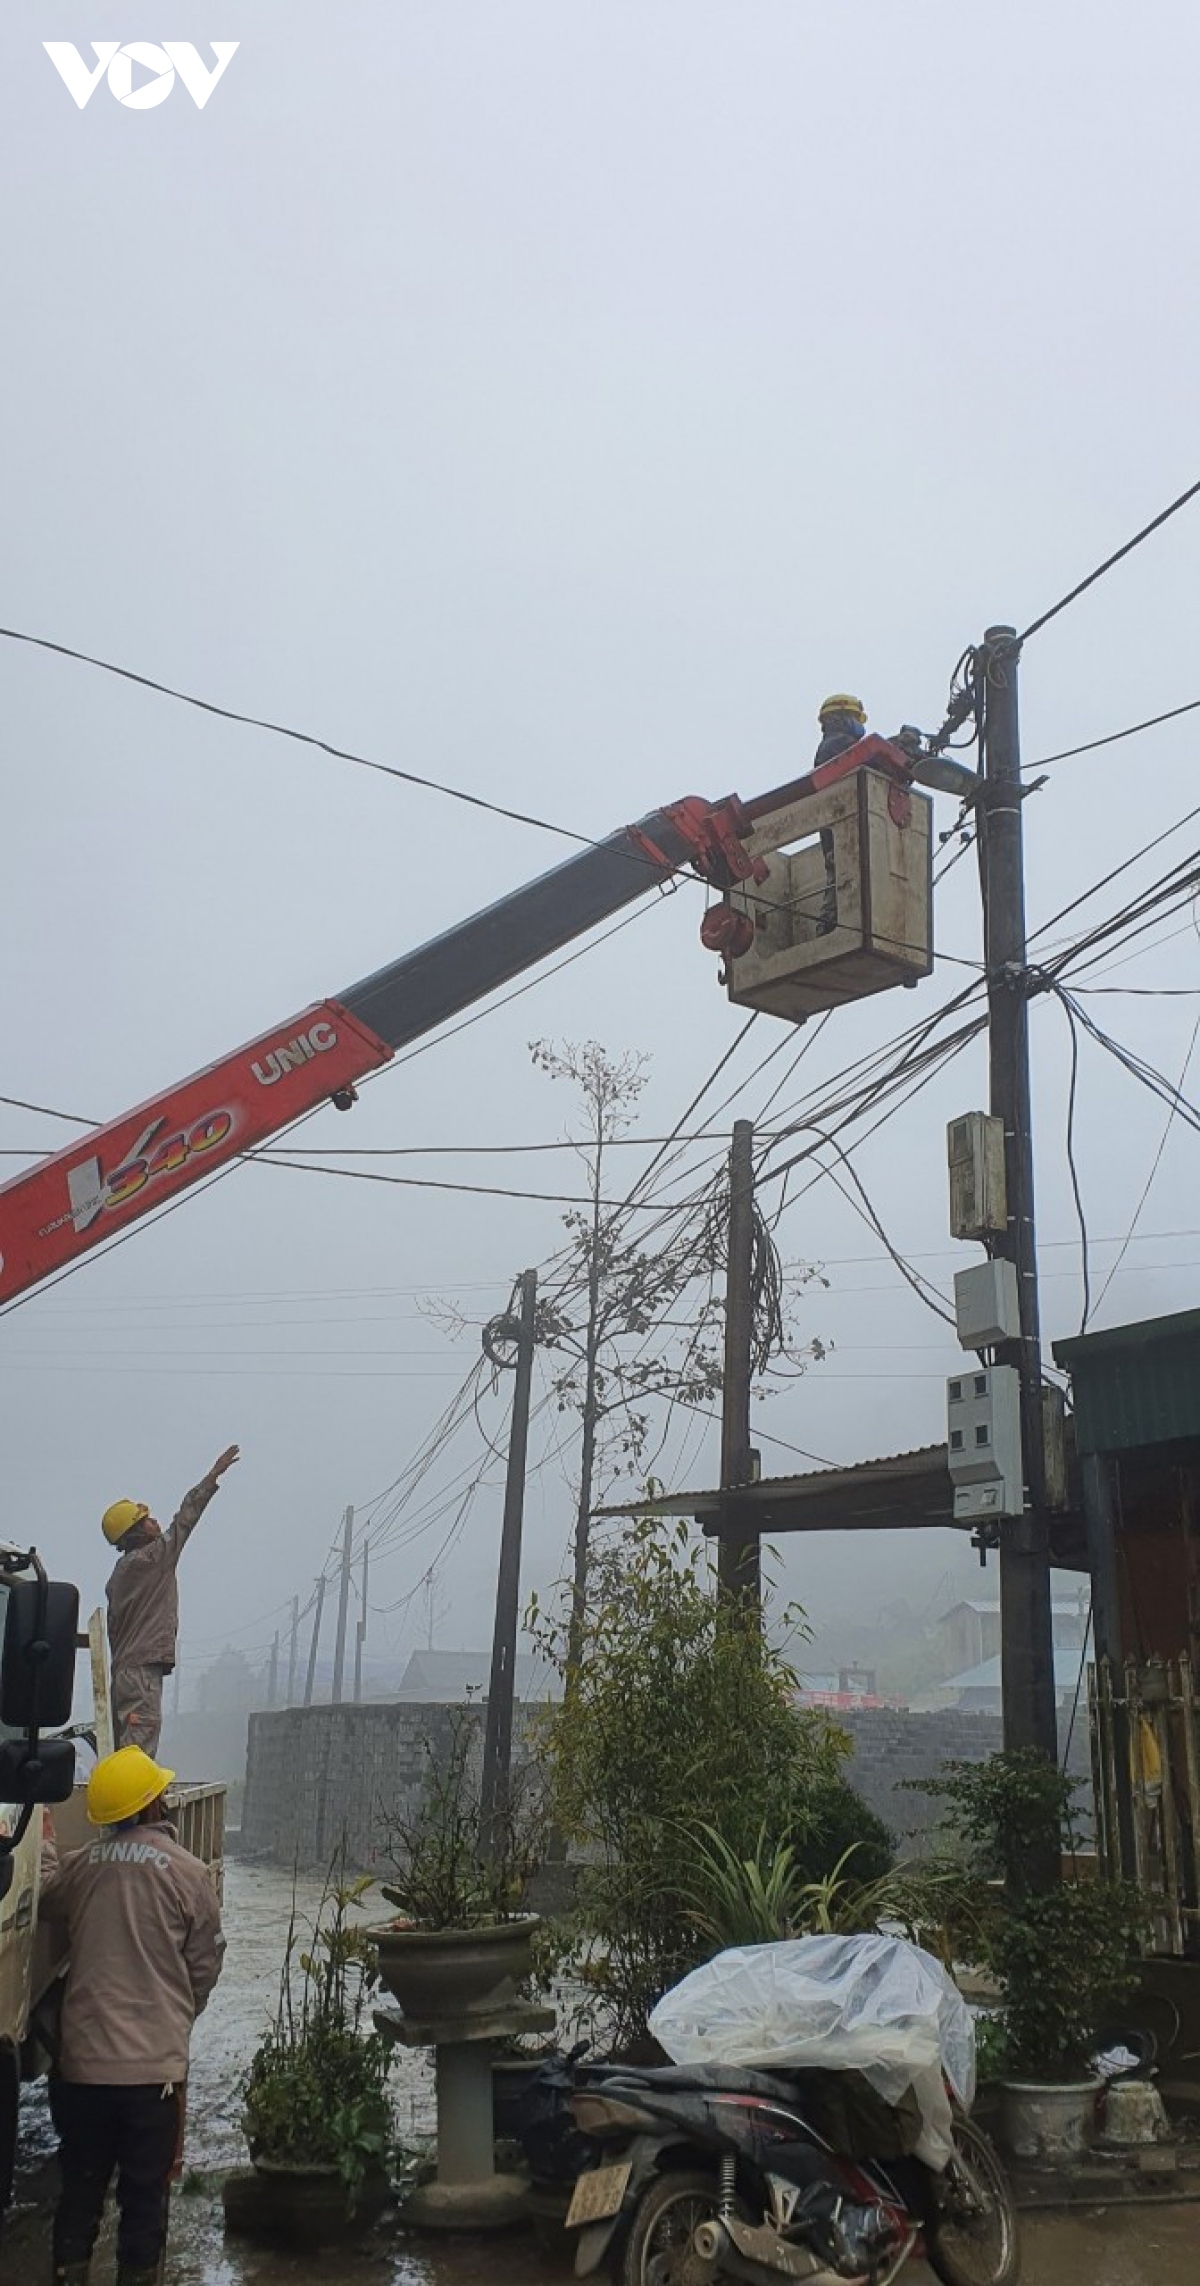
[722,770,933,1022]
[953,1258,1021,1349]
[947,1112,1007,1241]
[947,1363,1023,1522]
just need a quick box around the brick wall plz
[239,1699,1091,1870]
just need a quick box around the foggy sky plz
[3,2,1199,1692]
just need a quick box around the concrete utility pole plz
[285,1594,299,1708]
[353,1540,369,1704]
[718,1119,760,1609]
[267,1631,279,1708]
[979,626,1058,1768]
[303,1574,326,1707]
[331,1505,354,1705]
[480,1268,538,1861]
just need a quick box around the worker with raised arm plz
[40,1745,225,2286]
[102,1445,240,1757]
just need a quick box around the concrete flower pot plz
[368,1914,540,2018]
[999,2076,1104,2165]
[226,2159,390,2247]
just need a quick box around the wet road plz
[2,1863,1196,2284]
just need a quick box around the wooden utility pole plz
[302,1574,326,1707]
[285,1594,299,1707]
[354,1540,369,1704]
[331,1505,354,1705]
[267,1631,279,1708]
[480,1269,538,1860]
[718,1119,759,1608]
[979,625,1058,1770]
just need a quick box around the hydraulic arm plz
[0,791,766,1308]
[0,735,937,1311]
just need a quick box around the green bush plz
[793,1776,894,1887]
[918,1749,1149,2080]
[528,1517,847,2049]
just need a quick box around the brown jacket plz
[39,1823,224,2084]
[106,1477,218,1673]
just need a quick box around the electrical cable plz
[1023,698,1200,772]
[1090,1006,1200,1318]
[1059,995,1092,1332]
[0,622,613,852]
[1017,474,1200,646]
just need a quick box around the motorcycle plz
[514,2052,1019,2286]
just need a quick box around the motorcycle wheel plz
[616,2167,728,2286]
[926,2118,1020,2286]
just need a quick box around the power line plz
[0,622,605,852]
[1090,1007,1200,1319]
[1018,473,1200,645]
[1023,697,1200,772]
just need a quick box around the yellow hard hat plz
[87,1745,175,1827]
[818,693,867,724]
[101,1498,149,1546]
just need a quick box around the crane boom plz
[0,790,764,1309]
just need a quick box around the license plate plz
[566,2160,633,2227]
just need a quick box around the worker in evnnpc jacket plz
[40,1745,225,2286]
[101,1444,240,1757]
[813,692,868,933]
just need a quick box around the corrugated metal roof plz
[598,1445,961,1533]
[1053,1306,1200,1456]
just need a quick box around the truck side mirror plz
[0,1736,76,1804]
[1,1578,80,1729]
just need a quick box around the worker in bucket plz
[101,1444,240,1756]
[813,693,868,931]
[40,1744,225,2286]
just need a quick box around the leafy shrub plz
[793,1776,894,1887]
[680,1825,987,1961]
[918,1749,1149,2080]
[241,1868,393,2197]
[528,1516,847,2049]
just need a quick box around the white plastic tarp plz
[648,1933,975,2171]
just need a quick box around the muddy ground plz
[2,1863,1196,2284]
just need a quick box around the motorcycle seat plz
[594,2063,802,2100]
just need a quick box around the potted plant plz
[367,1710,546,2018]
[238,1869,394,2242]
[921,1752,1147,2164]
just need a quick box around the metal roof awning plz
[600,1445,963,1535]
[1053,1307,1200,1457]
[599,1443,1089,1566]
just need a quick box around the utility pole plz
[979,626,1058,1771]
[718,1119,760,1609]
[285,1594,299,1708]
[331,1505,354,1705]
[354,1539,369,1704]
[480,1269,538,1860]
[172,1658,182,1719]
[303,1574,326,1707]
[267,1631,279,1709]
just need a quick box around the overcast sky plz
[3,2,1199,1695]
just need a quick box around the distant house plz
[920,1640,1089,1716]
[394,1648,561,1703]
[935,1596,1088,1681]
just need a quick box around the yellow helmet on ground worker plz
[818,693,867,725]
[101,1498,149,1546]
[87,1745,175,1827]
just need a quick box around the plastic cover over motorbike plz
[648,1933,976,2172]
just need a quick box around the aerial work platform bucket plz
[718,766,933,1022]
